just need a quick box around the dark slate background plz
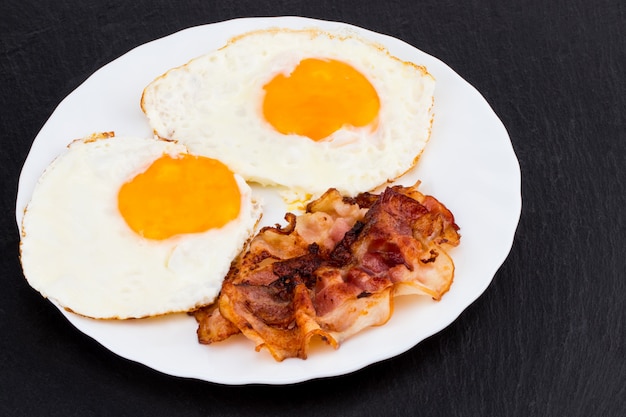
[1,1,624,416]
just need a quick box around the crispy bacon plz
[194,182,460,361]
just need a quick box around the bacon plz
[194,182,460,361]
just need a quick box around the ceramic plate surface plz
[16,16,521,385]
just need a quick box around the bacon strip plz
[194,182,460,361]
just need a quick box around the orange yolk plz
[262,58,380,141]
[118,154,241,240]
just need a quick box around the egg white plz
[19,134,261,319]
[141,28,435,199]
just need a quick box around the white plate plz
[15,17,521,385]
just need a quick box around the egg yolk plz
[262,58,380,141]
[118,154,241,240]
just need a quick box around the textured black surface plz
[1,1,624,416]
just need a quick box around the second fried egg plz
[19,134,261,319]
[141,28,435,198]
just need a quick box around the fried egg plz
[19,133,261,319]
[141,28,435,199]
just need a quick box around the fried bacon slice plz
[194,182,460,361]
